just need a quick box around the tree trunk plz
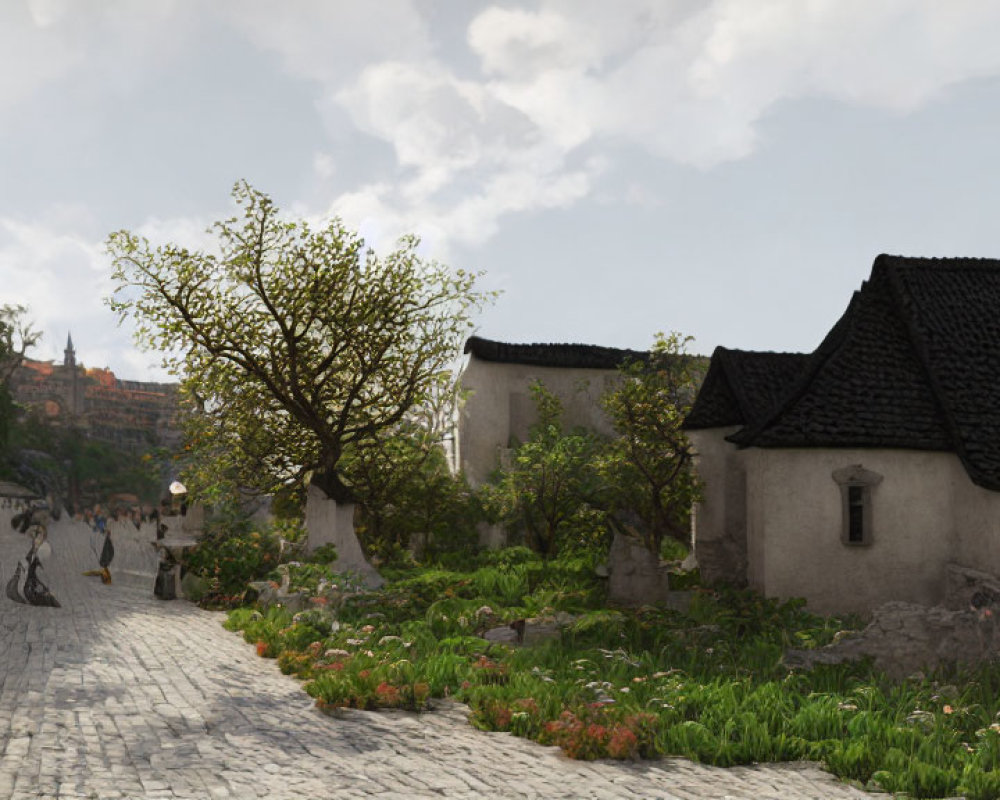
[306,472,383,589]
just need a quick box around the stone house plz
[454,336,648,487]
[685,254,1000,615]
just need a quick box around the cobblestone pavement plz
[0,511,884,800]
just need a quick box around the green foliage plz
[307,543,338,565]
[108,180,495,507]
[0,386,14,463]
[481,382,606,559]
[220,547,1000,795]
[0,304,39,386]
[186,517,280,601]
[343,420,479,564]
[599,331,703,554]
[7,415,163,506]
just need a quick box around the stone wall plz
[784,564,1000,678]
[607,531,672,606]
[304,484,383,589]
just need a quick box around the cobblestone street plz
[0,511,882,800]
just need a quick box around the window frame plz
[832,464,883,547]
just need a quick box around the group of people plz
[3,490,189,607]
[80,504,115,585]
[6,503,60,607]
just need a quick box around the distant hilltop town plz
[9,334,181,452]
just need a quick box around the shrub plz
[187,520,281,602]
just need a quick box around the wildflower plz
[943,704,954,715]
[607,725,639,760]
[375,682,400,706]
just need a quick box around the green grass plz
[223,548,1000,799]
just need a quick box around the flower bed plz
[223,549,1000,799]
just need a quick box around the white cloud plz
[0,215,122,369]
[315,0,1000,252]
[222,0,432,85]
[0,1,199,111]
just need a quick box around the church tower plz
[64,333,75,369]
[63,333,81,416]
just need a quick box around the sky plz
[4,1,1000,382]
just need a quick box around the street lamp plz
[168,480,187,516]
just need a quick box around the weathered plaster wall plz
[304,485,383,588]
[747,448,956,615]
[951,471,1000,577]
[457,357,622,486]
[688,426,747,586]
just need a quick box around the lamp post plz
[168,480,187,516]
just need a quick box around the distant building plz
[9,334,181,452]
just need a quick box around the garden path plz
[0,510,882,799]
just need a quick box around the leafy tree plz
[0,304,40,386]
[0,304,39,458]
[342,420,478,564]
[482,382,604,559]
[599,332,702,555]
[107,181,493,536]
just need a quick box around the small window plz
[832,465,883,547]
[847,486,865,543]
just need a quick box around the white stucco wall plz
[746,448,957,615]
[457,357,623,486]
[951,469,1000,576]
[688,426,748,585]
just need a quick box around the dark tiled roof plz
[729,254,1000,490]
[464,336,649,370]
[683,348,809,430]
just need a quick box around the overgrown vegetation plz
[222,552,1000,799]
[480,383,605,559]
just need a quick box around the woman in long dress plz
[6,505,59,607]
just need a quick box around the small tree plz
[341,421,478,563]
[107,181,493,566]
[0,304,40,385]
[599,332,702,556]
[0,305,39,458]
[483,382,604,559]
